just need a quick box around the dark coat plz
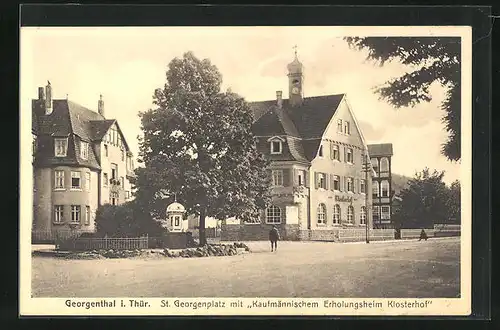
[269,227,280,241]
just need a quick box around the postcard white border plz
[19,25,472,316]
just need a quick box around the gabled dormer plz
[268,136,286,155]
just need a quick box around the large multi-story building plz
[367,143,394,229]
[31,82,136,235]
[224,53,377,240]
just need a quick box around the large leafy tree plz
[345,37,461,161]
[134,51,271,246]
[393,168,450,229]
[446,180,461,224]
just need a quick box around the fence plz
[433,224,461,237]
[400,228,435,239]
[337,228,395,242]
[32,229,83,244]
[58,236,149,251]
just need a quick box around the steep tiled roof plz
[32,98,130,171]
[251,94,344,162]
[368,143,393,157]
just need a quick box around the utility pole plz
[363,153,370,243]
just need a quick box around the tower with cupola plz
[287,46,304,107]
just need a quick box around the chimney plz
[276,91,283,108]
[44,81,53,115]
[38,87,45,101]
[98,94,105,117]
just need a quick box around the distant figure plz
[419,229,428,241]
[269,225,280,252]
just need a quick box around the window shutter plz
[293,169,298,186]
[344,147,347,163]
[323,172,328,190]
[354,178,358,193]
[330,174,334,191]
[283,168,290,186]
[339,176,343,191]
[314,172,318,189]
[305,171,310,188]
[329,143,334,160]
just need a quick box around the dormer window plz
[80,141,89,160]
[54,138,68,157]
[268,136,285,155]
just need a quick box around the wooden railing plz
[58,236,149,251]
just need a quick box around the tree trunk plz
[199,207,207,246]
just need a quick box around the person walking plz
[419,229,428,241]
[269,225,280,252]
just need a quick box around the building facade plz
[223,54,377,240]
[367,143,394,229]
[32,82,136,235]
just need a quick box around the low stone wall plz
[400,229,435,239]
[222,224,394,243]
[220,223,300,241]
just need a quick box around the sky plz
[21,26,463,184]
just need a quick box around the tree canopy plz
[344,37,461,161]
[133,51,271,245]
[392,168,460,229]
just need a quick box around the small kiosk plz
[165,200,187,232]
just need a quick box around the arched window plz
[380,157,389,173]
[317,203,327,225]
[381,180,390,197]
[372,181,380,197]
[333,204,341,224]
[360,206,366,225]
[266,206,282,224]
[347,206,354,224]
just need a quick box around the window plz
[372,181,380,197]
[360,206,367,225]
[174,216,180,226]
[373,206,380,220]
[360,179,366,194]
[266,206,282,224]
[85,172,91,191]
[347,206,354,224]
[346,177,354,192]
[317,172,326,189]
[270,141,282,154]
[318,145,323,158]
[71,171,81,189]
[297,170,304,186]
[333,205,341,224]
[54,138,68,157]
[103,173,108,187]
[380,157,389,173]
[54,205,64,224]
[104,144,108,157]
[344,121,351,135]
[32,135,37,160]
[333,175,340,191]
[54,170,65,189]
[70,205,80,223]
[346,148,354,163]
[84,206,91,225]
[125,191,130,200]
[121,176,124,189]
[121,149,125,161]
[331,144,339,161]
[381,180,390,197]
[337,119,343,133]
[272,170,283,186]
[80,141,89,159]
[381,206,391,219]
[317,203,327,225]
[371,158,379,177]
[111,192,118,205]
[111,163,118,180]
